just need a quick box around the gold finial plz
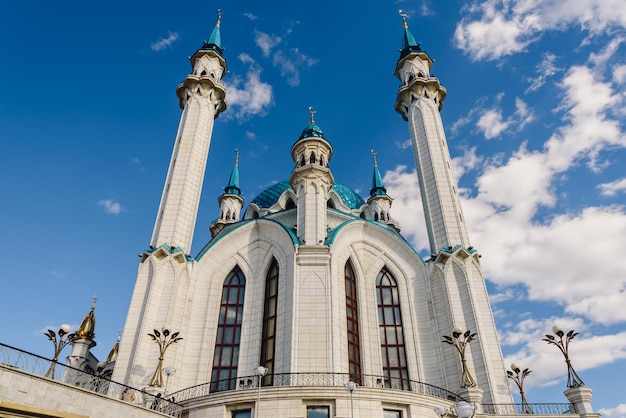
[371,149,378,167]
[76,296,97,339]
[398,9,408,29]
[308,106,316,124]
[216,8,223,27]
[234,148,239,165]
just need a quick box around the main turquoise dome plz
[251,181,365,210]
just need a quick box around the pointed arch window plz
[376,268,409,389]
[345,260,362,383]
[260,259,279,386]
[210,266,246,392]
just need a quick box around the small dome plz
[299,122,325,140]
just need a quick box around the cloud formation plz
[455,0,626,61]
[150,32,179,51]
[98,199,123,215]
[224,54,274,120]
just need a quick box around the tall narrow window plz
[345,260,362,384]
[376,268,409,389]
[211,267,246,392]
[260,259,279,386]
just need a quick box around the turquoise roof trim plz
[331,183,365,209]
[195,218,300,261]
[325,218,424,264]
[251,181,293,208]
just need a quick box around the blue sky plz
[1,1,625,415]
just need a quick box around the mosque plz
[0,10,598,418]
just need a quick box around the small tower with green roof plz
[367,150,399,232]
[210,149,244,237]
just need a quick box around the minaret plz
[150,9,228,254]
[367,150,400,231]
[210,149,244,237]
[289,107,334,245]
[112,13,227,387]
[394,11,469,254]
[394,12,512,404]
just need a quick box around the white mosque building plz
[0,10,597,418]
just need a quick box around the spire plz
[224,149,241,196]
[203,9,224,56]
[76,295,97,339]
[369,150,387,197]
[398,10,426,60]
[106,330,122,363]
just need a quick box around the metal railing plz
[170,372,464,403]
[479,403,577,415]
[0,342,182,417]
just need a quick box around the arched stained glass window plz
[210,266,246,392]
[345,260,362,384]
[260,259,279,386]
[376,268,409,389]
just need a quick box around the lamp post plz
[163,367,176,394]
[434,401,475,418]
[147,328,183,387]
[255,366,268,418]
[44,324,76,379]
[507,363,532,414]
[345,381,357,418]
[442,328,478,388]
[542,326,584,387]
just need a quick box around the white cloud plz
[526,52,560,92]
[455,0,626,61]
[150,32,179,51]
[598,177,626,196]
[473,96,534,139]
[451,146,482,179]
[224,55,274,120]
[599,404,626,418]
[614,64,626,84]
[244,12,258,21]
[477,108,510,139]
[272,48,318,87]
[255,31,282,57]
[245,131,256,140]
[98,199,123,215]
[589,36,624,68]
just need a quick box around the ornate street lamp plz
[147,328,182,387]
[442,328,478,388]
[542,326,584,388]
[44,324,76,379]
[434,401,475,418]
[255,366,268,418]
[344,381,357,418]
[507,363,533,414]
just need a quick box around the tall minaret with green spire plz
[150,9,228,254]
[394,10,469,254]
[394,11,511,405]
[112,11,227,389]
[367,150,399,231]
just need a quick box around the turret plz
[289,107,334,245]
[210,149,244,237]
[367,150,400,231]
